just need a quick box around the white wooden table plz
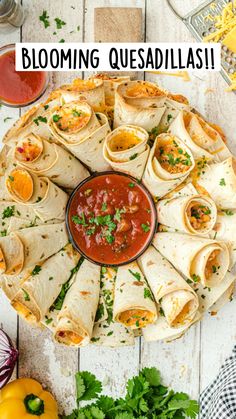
[1,0,236,414]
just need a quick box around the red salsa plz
[0,50,47,105]
[67,173,156,265]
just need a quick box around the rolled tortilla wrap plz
[103,125,149,179]
[0,201,38,236]
[113,261,157,329]
[11,244,80,324]
[6,168,68,221]
[153,232,230,288]
[197,157,236,209]
[49,102,110,171]
[59,78,105,112]
[114,80,166,131]
[92,74,130,106]
[210,210,236,266]
[142,133,195,199]
[54,259,100,346]
[3,98,61,146]
[0,233,24,275]
[13,222,68,272]
[157,194,217,235]
[142,271,235,343]
[159,93,190,132]
[92,266,134,347]
[169,111,231,161]
[14,134,89,189]
[139,246,199,327]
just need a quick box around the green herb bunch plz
[62,368,199,418]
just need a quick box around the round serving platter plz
[0,75,235,348]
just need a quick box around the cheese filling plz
[109,132,141,152]
[53,107,90,133]
[205,249,220,280]
[6,169,34,202]
[15,139,42,163]
[126,83,164,98]
[57,330,83,345]
[155,137,192,174]
[67,78,97,92]
[119,309,154,328]
[186,201,211,231]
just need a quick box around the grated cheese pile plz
[203,1,236,90]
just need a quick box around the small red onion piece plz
[0,329,18,388]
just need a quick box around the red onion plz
[0,329,18,388]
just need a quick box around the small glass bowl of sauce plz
[0,44,49,108]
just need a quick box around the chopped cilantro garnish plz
[55,17,66,29]
[219,178,226,186]
[129,153,138,160]
[141,223,150,233]
[72,109,81,117]
[101,202,107,211]
[72,213,88,226]
[31,265,42,276]
[128,269,141,281]
[39,10,50,28]
[2,205,15,219]
[8,175,14,182]
[95,303,105,322]
[144,287,154,300]
[53,114,61,122]
[128,182,135,188]
[22,289,30,302]
[34,116,47,126]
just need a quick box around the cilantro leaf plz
[76,371,102,403]
[141,367,161,387]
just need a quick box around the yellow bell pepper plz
[0,378,58,419]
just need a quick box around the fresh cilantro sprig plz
[61,367,199,418]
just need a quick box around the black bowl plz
[66,171,158,267]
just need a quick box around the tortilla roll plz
[103,125,149,179]
[153,232,230,288]
[210,210,236,266]
[113,261,157,330]
[11,244,80,324]
[139,246,199,327]
[92,267,134,347]
[142,133,195,199]
[54,259,100,347]
[59,78,105,112]
[0,201,38,236]
[0,233,24,275]
[197,157,236,209]
[3,99,60,146]
[14,133,89,189]
[157,194,217,235]
[49,102,111,171]
[6,168,68,221]
[158,93,190,132]
[92,74,130,107]
[114,80,166,131]
[169,111,231,161]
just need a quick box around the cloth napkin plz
[200,345,236,418]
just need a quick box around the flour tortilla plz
[14,134,89,189]
[3,99,61,146]
[113,261,157,330]
[103,125,149,179]
[114,81,166,131]
[0,233,24,275]
[92,267,134,347]
[11,244,80,324]
[49,102,110,171]
[169,111,231,161]
[210,210,236,266]
[156,194,217,235]
[159,95,190,132]
[54,259,100,347]
[0,201,37,234]
[139,246,199,327]
[59,78,105,112]
[197,157,236,209]
[142,271,236,342]
[92,74,130,106]
[15,222,68,271]
[153,232,230,287]
[142,134,195,199]
[6,168,68,222]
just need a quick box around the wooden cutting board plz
[94,7,143,43]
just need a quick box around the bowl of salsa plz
[66,172,157,266]
[0,44,49,108]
